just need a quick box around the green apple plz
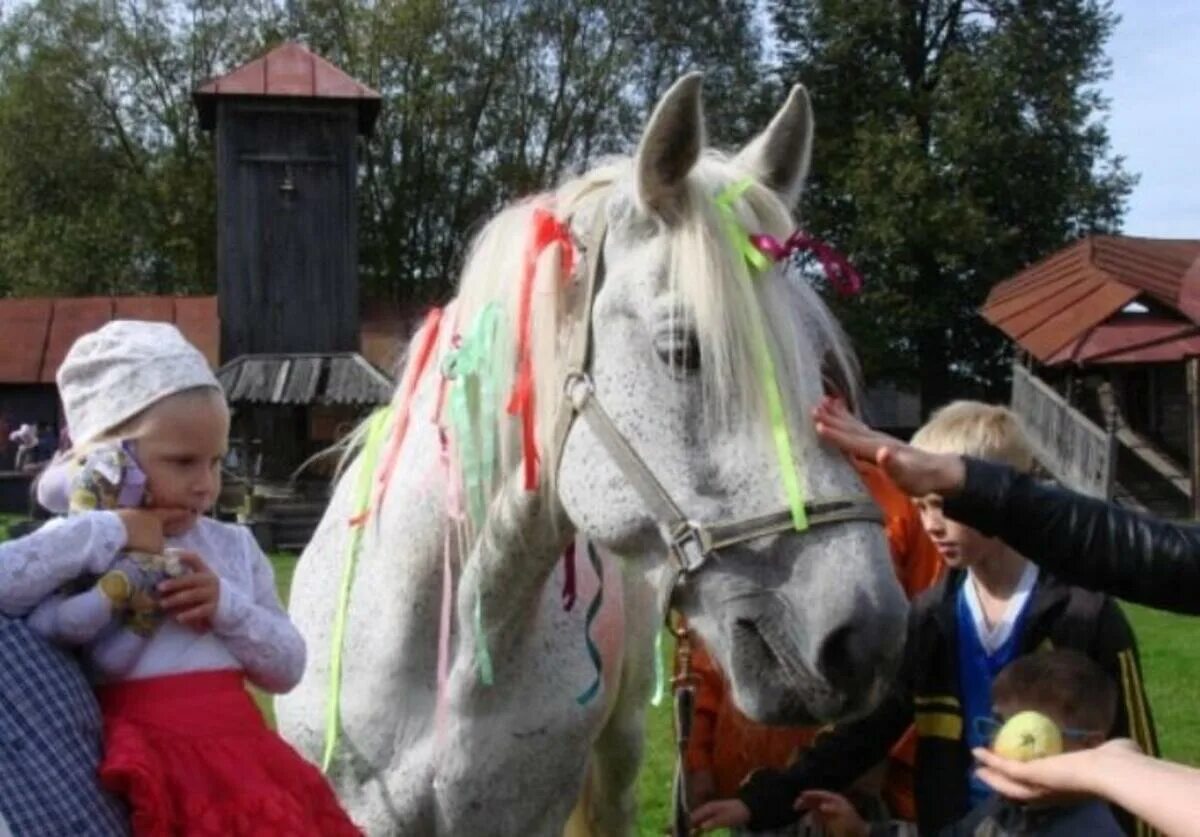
[992,710,1063,761]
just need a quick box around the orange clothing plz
[681,461,942,820]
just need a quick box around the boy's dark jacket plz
[736,569,1158,835]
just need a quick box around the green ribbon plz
[473,590,495,686]
[443,304,505,685]
[715,179,771,273]
[715,180,808,531]
[443,304,504,529]
[322,406,394,773]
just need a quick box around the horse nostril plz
[816,623,870,693]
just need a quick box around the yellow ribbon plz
[715,179,771,273]
[322,406,394,773]
[715,180,808,531]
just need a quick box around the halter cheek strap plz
[551,201,883,586]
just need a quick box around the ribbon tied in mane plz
[507,207,576,491]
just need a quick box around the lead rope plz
[669,612,697,837]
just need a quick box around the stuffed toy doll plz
[27,442,188,677]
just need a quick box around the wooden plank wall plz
[216,100,360,361]
[1010,362,1115,498]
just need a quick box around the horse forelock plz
[345,151,859,554]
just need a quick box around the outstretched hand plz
[973,739,1140,804]
[813,397,967,498]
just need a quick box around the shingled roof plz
[194,41,381,134]
[981,236,1200,365]
[217,353,393,406]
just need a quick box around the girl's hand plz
[795,790,869,837]
[973,739,1141,804]
[159,551,220,631]
[116,508,192,554]
[690,798,751,831]
[813,396,966,498]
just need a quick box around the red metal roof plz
[0,296,220,384]
[1047,316,1200,365]
[981,236,1200,365]
[194,42,380,134]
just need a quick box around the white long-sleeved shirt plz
[0,512,305,692]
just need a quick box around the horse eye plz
[654,331,701,374]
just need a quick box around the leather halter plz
[546,198,885,837]
[550,200,884,599]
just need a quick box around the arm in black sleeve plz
[943,458,1200,615]
[736,610,919,831]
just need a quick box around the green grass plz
[1123,603,1200,764]
[0,513,21,540]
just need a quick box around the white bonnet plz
[57,320,222,445]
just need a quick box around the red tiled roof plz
[0,296,220,384]
[0,294,411,388]
[981,236,1200,365]
[194,42,380,134]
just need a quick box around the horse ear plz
[734,84,814,208]
[636,73,705,217]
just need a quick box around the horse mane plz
[352,150,860,546]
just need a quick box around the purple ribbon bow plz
[749,231,864,297]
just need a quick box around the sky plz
[1105,0,1200,238]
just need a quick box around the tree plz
[290,0,768,301]
[0,0,284,296]
[770,0,1134,409]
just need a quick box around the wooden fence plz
[1010,363,1116,499]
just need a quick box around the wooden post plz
[1187,357,1200,519]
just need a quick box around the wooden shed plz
[982,235,1200,517]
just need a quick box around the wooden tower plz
[194,42,381,362]
[194,45,391,536]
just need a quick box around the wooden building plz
[194,43,391,494]
[982,235,1200,517]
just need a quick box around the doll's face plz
[131,390,229,534]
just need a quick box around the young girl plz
[0,320,359,836]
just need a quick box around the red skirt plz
[98,670,361,837]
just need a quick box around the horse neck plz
[363,375,457,696]
[452,468,574,684]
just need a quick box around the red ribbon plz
[507,207,576,491]
[749,231,864,296]
[373,307,444,516]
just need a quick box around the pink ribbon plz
[749,232,864,296]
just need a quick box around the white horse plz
[277,74,908,836]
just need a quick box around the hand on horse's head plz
[813,396,966,500]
